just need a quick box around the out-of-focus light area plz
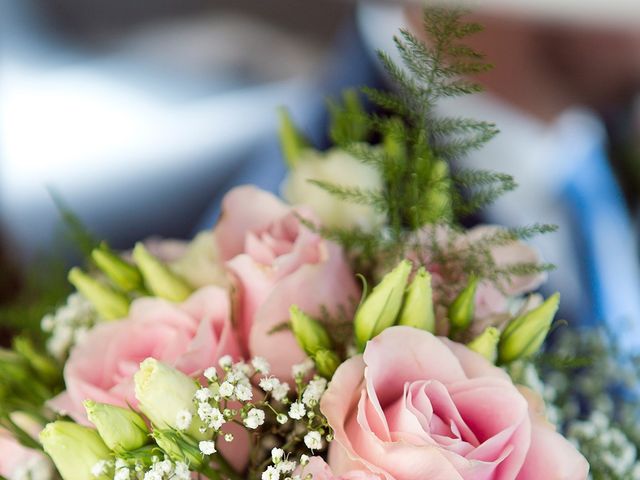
[0,0,352,267]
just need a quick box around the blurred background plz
[2,0,640,340]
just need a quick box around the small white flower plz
[224,433,234,442]
[195,387,213,402]
[198,402,213,421]
[244,408,266,429]
[300,454,310,466]
[278,461,296,474]
[235,383,253,402]
[143,471,162,480]
[208,407,225,431]
[173,462,191,480]
[276,413,288,425]
[91,460,109,477]
[114,467,130,480]
[259,377,279,392]
[204,367,218,382]
[291,359,315,378]
[199,440,217,455]
[302,378,327,406]
[262,465,280,480]
[219,381,235,398]
[219,355,233,369]
[175,409,193,431]
[304,431,323,451]
[272,381,291,402]
[288,402,306,420]
[156,460,172,474]
[271,447,284,463]
[252,357,271,374]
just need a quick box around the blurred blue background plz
[0,0,353,266]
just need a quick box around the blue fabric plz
[562,141,640,354]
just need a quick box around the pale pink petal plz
[248,244,359,380]
[363,327,467,406]
[215,186,290,261]
[516,423,589,480]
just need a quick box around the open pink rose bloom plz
[214,185,359,380]
[321,327,589,480]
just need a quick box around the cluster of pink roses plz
[1,185,588,479]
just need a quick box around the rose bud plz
[132,243,192,302]
[134,358,207,440]
[84,400,149,453]
[397,267,435,333]
[290,306,332,356]
[68,267,129,320]
[467,326,500,363]
[498,293,560,364]
[91,242,143,292]
[448,276,478,334]
[40,421,111,480]
[354,259,412,350]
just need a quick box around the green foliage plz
[297,8,553,285]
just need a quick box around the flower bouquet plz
[2,8,639,480]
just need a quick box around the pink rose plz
[214,186,359,379]
[321,326,588,480]
[0,416,51,479]
[300,457,380,480]
[412,225,546,335]
[48,285,247,470]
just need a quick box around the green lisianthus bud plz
[68,267,129,320]
[313,349,340,379]
[290,306,332,356]
[397,267,435,333]
[467,327,500,363]
[91,243,143,292]
[84,400,149,453]
[132,243,192,302]
[498,293,560,364]
[153,429,204,470]
[278,107,311,168]
[448,276,478,334]
[354,259,412,350]
[40,421,112,480]
[134,358,206,440]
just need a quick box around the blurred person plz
[199,2,640,353]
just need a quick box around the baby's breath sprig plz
[188,355,333,480]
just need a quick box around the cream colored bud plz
[281,148,384,231]
[133,358,207,440]
[40,421,111,480]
